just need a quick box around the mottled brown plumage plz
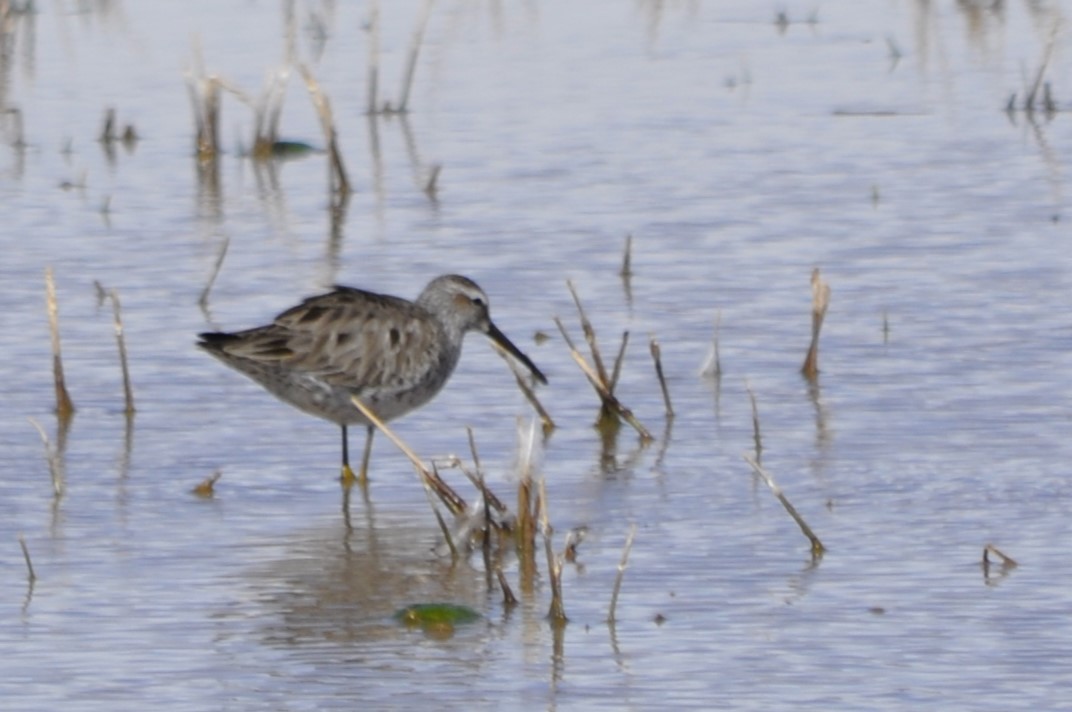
[199,275,546,483]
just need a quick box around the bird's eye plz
[471,297,486,307]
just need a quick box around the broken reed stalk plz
[250,70,290,159]
[619,234,633,277]
[432,502,459,560]
[45,268,75,421]
[496,567,518,606]
[743,454,825,557]
[365,0,381,114]
[983,544,1018,569]
[185,74,222,161]
[746,380,762,458]
[397,0,436,113]
[700,311,722,378]
[99,107,116,143]
[567,281,611,385]
[490,341,553,432]
[349,396,466,515]
[466,428,493,567]
[199,237,229,308]
[609,330,630,394]
[423,164,442,199]
[649,337,673,417]
[515,418,542,568]
[19,534,36,583]
[298,63,351,196]
[28,418,62,497]
[107,289,135,416]
[1024,24,1059,111]
[607,523,637,624]
[192,471,222,497]
[801,267,831,380]
[555,317,654,442]
[509,366,556,434]
[539,477,568,623]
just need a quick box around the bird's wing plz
[220,288,447,395]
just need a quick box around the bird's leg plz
[340,424,358,487]
[357,425,375,489]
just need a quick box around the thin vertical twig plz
[802,268,831,380]
[539,477,567,623]
[650,337,673,417]
[397,0,436,113]
[700,311,722,378]
[746,380,762,459]
[28,418,62,497]
[607,523,637,624]
[365,0,381,114]
[199,237,229,309]
[46,268,75,420]
[743,454,825,557]
[299,63,351,196]
[619,234,633,277]
[108,289,135,416]
[19,535,36,583]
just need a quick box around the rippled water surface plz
[3,1,1072,709]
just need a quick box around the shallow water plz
[3,1,1072,709]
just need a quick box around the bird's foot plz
[340,464,369,491]
[340,464,358,489]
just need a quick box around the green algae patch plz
[394,603,482,630]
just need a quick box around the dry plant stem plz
[607,523,637,624]
[802,267,831,380]
[349,396,466,515]
[397,0,435,113]
[186,74,221,160]
[365,0,381,114]
[650,337,673,417]
[555,320,654,442]
[423,164,441,198]
[746,381,762,458]
[108,290,136,416]
[464,431,507,514]
[28,418,62,497]
[609,331,629,393]
[449,455,508,515]
[199,237,229,308]
[18,535,36,583]
[983,544,1018,568]
[1025,24,1058,110]
[507,363,555,433]
[539,478,568,623]
[620,234,633,277]
[567,281,611,386]
[100,107,116,143]
[710,311,722,376]
[45,268,75,420]
[515,418,541,566]
[496,567,518,605]
[743,454,825,556]
[432,504,458,559]
[298,63,351,195]
[463,427,494,563]
[192,471,222,497]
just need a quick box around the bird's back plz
[199,286,463,422]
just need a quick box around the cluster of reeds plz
[23,269,139,596]
[349,395,578,622]
[555,281,654,442]
[1006,23,1060,119]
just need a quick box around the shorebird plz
[198,274,547,485]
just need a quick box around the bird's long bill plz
[486,322,548,385]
